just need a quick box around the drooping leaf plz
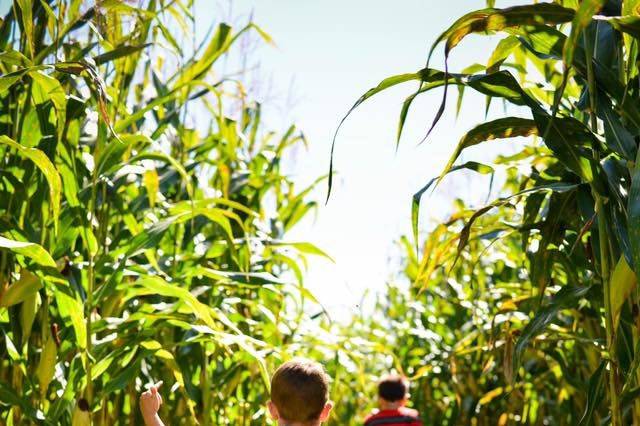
[327,68,448,201]
[429,3,575,64]
[412,161,495,255]
[421,3,575,141]
[441,117,538,178]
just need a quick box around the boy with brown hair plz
[364,374,422,426]
[140,358,333,426]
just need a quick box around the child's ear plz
[319,401,334,421]
[267,401,280,420]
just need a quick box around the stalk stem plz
[584,29,621,425]
[85,168,99,421]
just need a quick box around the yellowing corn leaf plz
[0,270,42,308]
[36,337,57,396]
[611,255,637,330]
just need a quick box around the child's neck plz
[278,421,321,426]
[379,400,403,411]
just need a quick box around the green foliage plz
[335,0,640,424]
[0,1,329,424]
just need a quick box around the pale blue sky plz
[193,0,527,320]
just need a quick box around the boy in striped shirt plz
[364,374,422,426]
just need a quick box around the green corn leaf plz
[0,381,41,421]
[465,70,538,107]
[128,152,193,198]
[422,3,575,141]
[531,112,596,183]
[134,276,218,330]
[513,285,592,377]
[441,117,538,180]
[172,23,232,88]
[93,44,151,66]
[186,267,290,286]
[103,359,142,395]
[412,162,494,256]
[0,49,32,67]
[579,361,606,425]
[487,36,520,73]
[328,68,449,201]
[0,236,55,267]
[99,0,155,17]
[96,217,177,303]
[36,336,57,396]
[96,133,152,176]
[30,70,67,143]
[15,0,34,58]
[428,3,575,62]
[563,0,606,68]
[517,25,640,128]
[458,182,580,258]
[595,15,640,39]
[0,135,61,232]
[628,151,640,275]
[53,286,86,349]
[0,65,50,94]
[597,96,636,160]
[267,241,334,262]
[19,290,39,345]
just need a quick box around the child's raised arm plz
[140,382,165,426]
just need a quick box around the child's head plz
[268,358,333,425]
[377,374,410,407]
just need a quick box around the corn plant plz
[0,1,328,424]
[334,0,640,424]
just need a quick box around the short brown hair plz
[270,358,330,423]
[378,374,408,402]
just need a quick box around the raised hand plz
[140,381,164,426]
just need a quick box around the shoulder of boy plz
[364,408,380,421]
[401,407,419,417]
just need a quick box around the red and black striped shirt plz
[364,408,422,426]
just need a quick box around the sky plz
[192,0,527,321]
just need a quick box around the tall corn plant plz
[0,1,326,424]
[333,0,640,423]
[334,173,601,425]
